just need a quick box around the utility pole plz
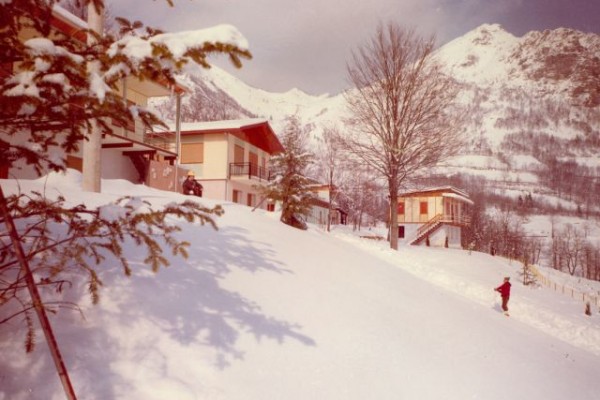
[174,92,182,193]
[82,2,104,192]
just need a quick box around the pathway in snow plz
[333,231,600,357]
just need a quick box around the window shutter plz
[181,143,204,164]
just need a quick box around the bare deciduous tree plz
[314,126,344,231]
[342,23,463,249]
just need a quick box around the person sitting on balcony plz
[183,171,203,197]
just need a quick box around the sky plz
[107,0,600,96]
[1,171,600,399]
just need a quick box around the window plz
[249,151,258,166]
[232,189,241,204]
[398,226,405,238]
[398,201,405,215]
[234,144,244,163]
[181,143,204,164]
[66,155,83,172]
[420,201,428,215]
[247,193,255,207]
[249,152,259,176]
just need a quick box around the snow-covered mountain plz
[436,23,599,148]
[152,63,347,137]
[153,23,600,209]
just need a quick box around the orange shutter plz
[234,145,244,163]
[181,143,204,164]
[66,155,83,172]
[249,151,258,166]
[420,201,428,214]
[398,201,405,215]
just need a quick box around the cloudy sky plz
[109,0,600,96]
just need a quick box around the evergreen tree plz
[0,0,251,353]
[263,115,316,230]
[0,0,251,174]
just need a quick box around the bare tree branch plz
[340,22,464,249]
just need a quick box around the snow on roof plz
[175,118,269,132]
[401,186,471,199]
[442,192,474,205]
[52,4,88,30]
[171,118,284,154]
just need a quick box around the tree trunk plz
[327,172,333,232]
[389,180,399,250]
[0,187,77,399]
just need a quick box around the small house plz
[306,184,347,226]
[398,186,473,248]
[170,119,284,210]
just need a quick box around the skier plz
[494,276,512,316]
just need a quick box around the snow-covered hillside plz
[1,173,600,399]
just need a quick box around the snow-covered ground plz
[1,172,600,400]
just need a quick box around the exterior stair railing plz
[409,213,471,245]
[410,214,444,245]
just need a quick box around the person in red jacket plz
[495,277,512,315]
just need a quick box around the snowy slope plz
[1,173,600,399]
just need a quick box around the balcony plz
[144,125,175,152]
[229,162,272,181]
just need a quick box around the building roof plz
[442,192,474,205]
[174,119,285,154]
[399,186,471,200]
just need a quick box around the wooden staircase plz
[125,152,150,183]
[409,214,444,245]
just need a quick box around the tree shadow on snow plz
[80,222,315,395]
[0,221,317,399]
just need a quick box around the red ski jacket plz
[495,281,511,298]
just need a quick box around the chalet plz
[306,184,347,226]
[167,119,284,210]
[1,5,187,192]
[398,187,473,248]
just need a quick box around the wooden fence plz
[529,264,600,308]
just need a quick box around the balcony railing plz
[229,162,272,181]
[144,125,175,152]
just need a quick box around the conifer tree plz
[263,115,316,230]
[0,0,251,352]
[0,0,251,174]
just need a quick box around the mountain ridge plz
[152,23,600,211]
